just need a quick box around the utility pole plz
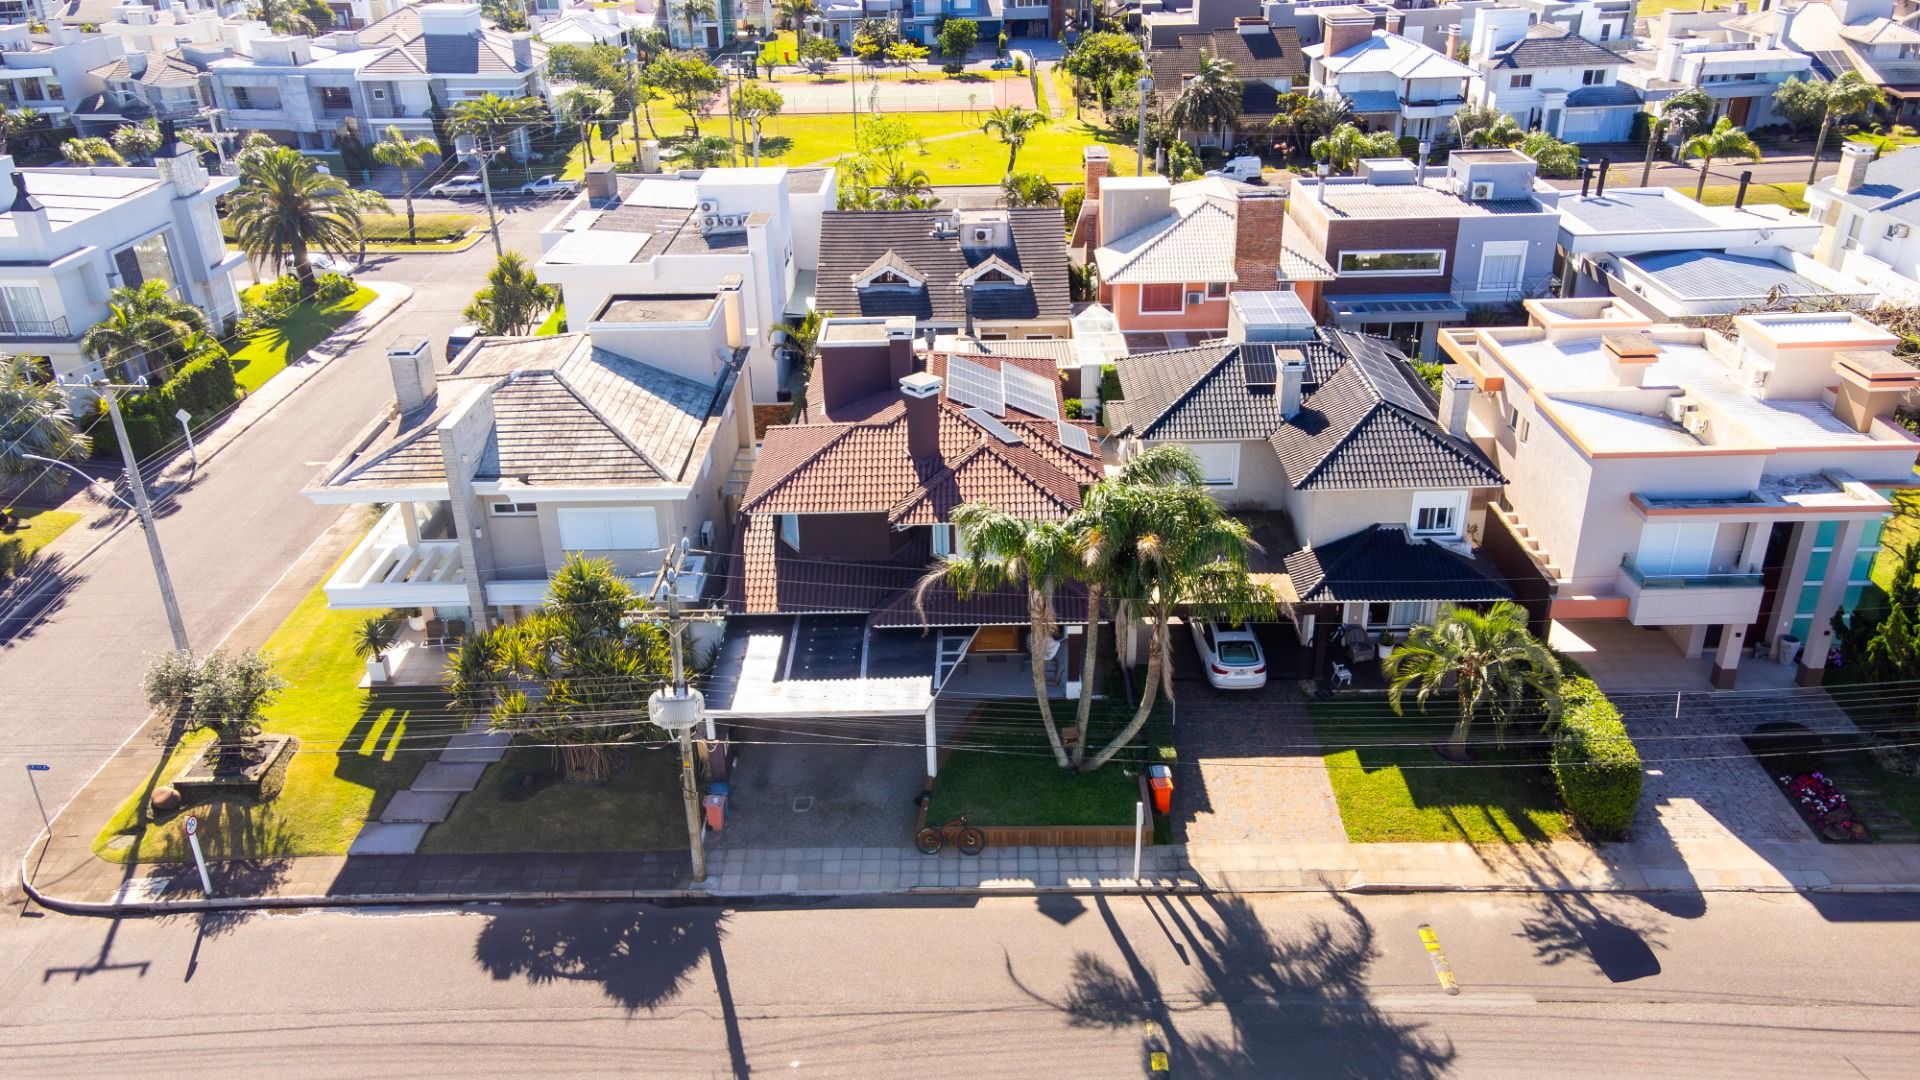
[1135,75,1153,176]
[98,381,190,653]
[456,134,504,258]
[647,538,715,884]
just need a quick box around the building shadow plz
[1010,893,1454,1078]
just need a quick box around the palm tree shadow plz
[1516,892,1664,983]
[473,902,728,1016]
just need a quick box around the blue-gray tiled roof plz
[1283,525,1516,603]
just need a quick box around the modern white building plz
[1556,184,1874,317]
[1617,33,1811,131]
[1440,298,1920,688]
[0,22,113,129]
[1303,7,1477,143]
[1724,0,1920,126]
[1804,143,1920,303]
[535,163,838,404]
[0,140,244,390]
[1470,7,1640,142]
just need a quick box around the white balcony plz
[1619,556,1766,627]
[326,505,469,609]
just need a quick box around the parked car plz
[446,323,480,361]
[517,174,579,197]
[1205,155,1265,183]
[429,174,485,197]
[1190,619,1267,690]
[990,57,1013,70]
[280,252,356,277]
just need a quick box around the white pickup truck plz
[1204,156,1266,184]
[518,174,580,197]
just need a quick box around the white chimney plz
[1439,369,1475,438]
[387,337,437,414]
[1602,332,1660,388]
[511,32,533,69]
[1279,358,1306,419]
[1837,142,1873,194]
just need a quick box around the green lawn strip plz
[418,744,687,854]
[535,304,567,336]
[92,578,450,863]
[1870,490,1920,591]
[1698,181,1807,212]
[1310,698,1570,844]
[229,285,376,394]
[1,507,81,562]
[927,699,1152,827]
[362,233,484,255]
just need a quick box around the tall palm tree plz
[463,251,558,336]
[1063,444,1203,768]
[1809,71,1888,185]
[918,509,1079,768]
[556,85,615,165]
[1288,94,1352,142]
[1079,482,1271,772]
[1640,88,1713,186]
[0,107,38,156]
[59,136,124,166]
[981,105,1048,175]
[226,146,364,300]
[80,281,210,384]
[1382,601,1564,762]
[1169,50,1241,147]
[1311,122,1399,174]
[679,0,717,47]
[248,0,331,35]
[0,355,88,493]
[369,125,438,243]
[773,306,826,394]
[1464,113,1525,149]
[446,92,548,158]
[1683,116,1762,199]
[778,0,818,45]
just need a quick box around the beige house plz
[302,288,756,630]
[1440,298,1920,687]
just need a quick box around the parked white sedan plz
[429,174,486,197]
[1189,619,1267,690]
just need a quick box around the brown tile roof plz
[1150,24,1307,113]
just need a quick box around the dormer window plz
[856,249,926,289]
[870,271,913,287]
[976,269,1013,284]
[959,255,1030,289]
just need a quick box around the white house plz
[1618,33,1811,131]
[1471,8,1640,142]
[1804,143,1920,303]
[1724,0,1920,126]
[1304,8,1478,143]
[0,22,113,128]
[536,164,838,404]
[0,140,244,391]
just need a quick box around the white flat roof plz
[17,170,164,225]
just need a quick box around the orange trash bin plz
[1148,765,1173,816]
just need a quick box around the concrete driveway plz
[709,716,926,851]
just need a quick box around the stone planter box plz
[172,735,297,802]
[913,772,1152,850]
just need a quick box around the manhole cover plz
[792,796,814,813]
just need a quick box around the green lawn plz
[92,577,448,863]
[1872,491,1920,591]
[927,700,1154,828]
[567,107,1144,185]
[1699,180,1809,212]
[1311,698,1571,844]
[0,507,81,573]
[230,285,376,394]
[534,304,567,336]
[418,745,688,854]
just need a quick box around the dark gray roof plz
[1488,25,1627,70]
[1107,337,1346,440]
[815,210,1071,324]
[1818,146,1920,226]
[1565,83,1642,108]
[1624,250,1846,302]
[1283,525,1515,604]
[1268,332,1504,491]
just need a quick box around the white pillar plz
[1799,518,1866,686]
[400,501,421,545]
[925,700,939,778]
[1737,520,1770,574]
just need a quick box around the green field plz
[230,285,376,394]
[0,507,81,577]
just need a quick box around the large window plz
[1510,73,1532,88]
[1337,249,1445,276]
[1581,69,1607,85]
[0,283,49,331]
[113,232,177,291]
[1634,521,1718,576]
[1409,491,1466,538]
[1183,441,1239,488]
[557,506,659,551]
[319,86,353,110]
[1139,283,1184,313]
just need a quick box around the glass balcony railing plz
[1620,554,1764,589]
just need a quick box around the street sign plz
[26,763,49,771]
[183,815,212,897]
[184,815,198,836]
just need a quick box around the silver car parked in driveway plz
[1189,619,1268,690]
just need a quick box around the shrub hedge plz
[89,351,241,462]
[1549,677,1642,839]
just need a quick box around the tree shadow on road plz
[1516,892,1665,983]
[1013,893,1455,1078]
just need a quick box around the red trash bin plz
[703,793,727,831]
[1148,764,1173,816]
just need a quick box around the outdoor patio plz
[369,622,456,687]
[1551,619,1801,693]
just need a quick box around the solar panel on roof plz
[945,355,1005,416]
[964,407,1022,444]
[1243,348,1277,390]
[1056,422,1091,455]
[1003,363,1061,420]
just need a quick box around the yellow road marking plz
[1417,923,1460,996]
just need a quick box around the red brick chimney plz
[1083,144,1109,200]
[1322,9,1377,57]
[1233,191,1287,290]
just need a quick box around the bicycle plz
[915,815,985,856]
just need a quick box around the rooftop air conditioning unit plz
[1471,182,1494,200]
[1663,395,1690,423]
[1683,412,1710,437]
[1887,223,1912,240]
[972,227,992,243]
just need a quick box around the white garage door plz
[1560,108,1627,143]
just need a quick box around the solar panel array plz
[1242,346,1277,390]
[1056,422,1091,455]
[1003,363,1061,420]
[945,355,1005,416]
[964,407,1023,444]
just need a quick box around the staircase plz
[722,444,761,500]
[1497,506,1565,584]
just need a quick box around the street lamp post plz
[1135,74,1153,176]
[648,539,709,883]
[92,381,190,653]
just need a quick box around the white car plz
[1205,155,1265,183]
[430,174,485,197]
[517,174,579,196]
[1189,619,1267,690]
[282,252,355,276]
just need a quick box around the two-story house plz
[0,22,112,130]
[205,3,549,155]
[1617,32,1811,130]
[1557,182,1874,317]
[1725,0,1920,126]
[1471,8,1640,143]
[1804,143,1920,302]
[536,164,837,404]
[1304,7,1478,143]
[303,286,757,632]
[0,137,243,392]
[1107,290,1516,671]
[1149,16,1308,146]
[1281,148,1562,358]
[815,205,1073,342]
[1087,168,1290,336]
[1439,298,1920,688]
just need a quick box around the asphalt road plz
[1,891,1915,1077]
[0,201,555,888]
